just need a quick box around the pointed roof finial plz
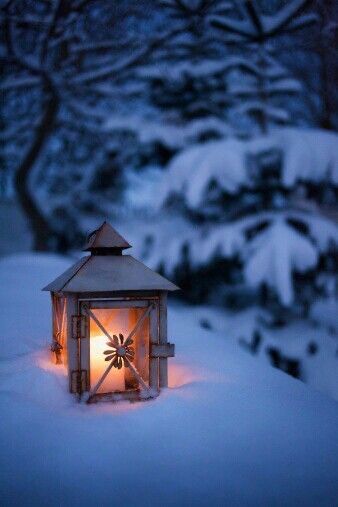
[83,221,131,254]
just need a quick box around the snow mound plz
[0,253,72,360]
[0,254,338,506]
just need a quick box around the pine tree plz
[146,128,338,312]
[135,0,233,143]
[210,0,317,133]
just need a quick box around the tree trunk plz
[319,47,333,131]
[14,90,59,251]
[257,46,268,135]
[317,2,334,131]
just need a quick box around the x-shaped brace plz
[83,304,154,401]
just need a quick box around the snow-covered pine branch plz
[139,124,338,307]
[207,0,316,133]
[244,219,318,306]
[211,0,316,41]
[159,128,338,211]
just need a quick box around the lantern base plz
[85,387,159,404]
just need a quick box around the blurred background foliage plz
[1,0,337,319]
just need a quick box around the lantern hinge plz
[72,315,88,340]
[70,369,88,394]
[150,343,175,358]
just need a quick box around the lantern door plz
[79,300,158,402]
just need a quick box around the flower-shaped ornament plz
[103,333,135,369]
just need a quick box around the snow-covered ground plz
[0,201,32,256]
[0,254,338,506]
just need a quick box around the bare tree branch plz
[70,27,184,85]
[0,76,41,90]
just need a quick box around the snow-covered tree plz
[282,0,338,130]
[225,54,302,134]
[119,0,234,146]
[139,128,338,310]
[1,0,177,249]
[123,0,319,145]
[210,0,317,133]
[2,0,337,267]
[154,1,229,127]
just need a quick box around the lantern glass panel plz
[89,307,149,394]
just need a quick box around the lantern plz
[43,222,178,403]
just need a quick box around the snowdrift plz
[0,254,338,506]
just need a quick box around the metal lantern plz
[43,222,178,403]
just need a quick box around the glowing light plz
[90,334,125,393]
[88,307,149,395]
[89,308,130,394]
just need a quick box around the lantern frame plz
[76,293,171,402]
[44,222,178,403]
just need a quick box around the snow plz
[159,128,338,210]
[229,79,301,96]
[0,76,41,91]
[137,59,229,80]
[211,0,314,38]
[110,209,337,308]
[261,0,314,34]
[1,254,338,506]
[0,254,70,359]
[190,223,245,267]
[70,27,182,85]
[211,13,255,38]
[146,127,337,306]
[296,211,338,252]
[235,102,291,122]
[136,55,291,81]
[105,115,230,148]
[131,210,338,270]
[0,202,33,256]
[159,138,247,207]
[244,220,318,305]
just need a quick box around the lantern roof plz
[83,221,131,252]
[42,255,179,292]
[43,222,179,293]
